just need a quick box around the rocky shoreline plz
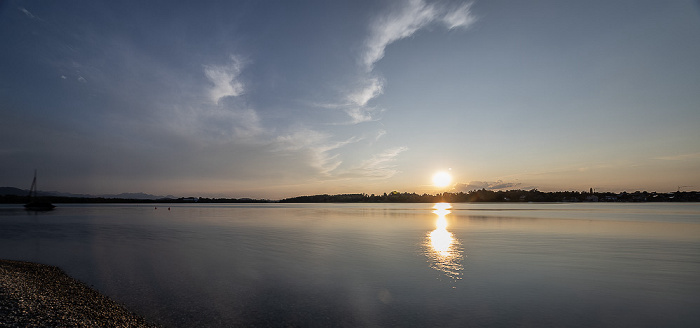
[0,260,158,327]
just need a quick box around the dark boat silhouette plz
[24,170,55,211]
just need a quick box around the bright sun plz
[432,171,452,188]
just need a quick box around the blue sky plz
[1,0,699,198]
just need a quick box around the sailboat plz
[24,170,55,211]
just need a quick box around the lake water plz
[1,202,699,327]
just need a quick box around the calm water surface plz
[1,203,699,327]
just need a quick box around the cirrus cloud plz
[340,146,409,179]
[454,180,522,192]
[204,55,245,104]
[362,0,476,71]
[340,0,476,123]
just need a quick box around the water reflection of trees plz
[424,203,463,280]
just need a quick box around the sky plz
[1,0,699,199]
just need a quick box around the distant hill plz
[0,187,26,196]
[0,187,173,200]
[101,192,175,200]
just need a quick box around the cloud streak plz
[442,3,476,30]
[275,128,360,175]
[655,152,700,161]
[204,55,245,104]
[174,54,404,181]
[169,56,263,143]
[341,0,476,123]
[18,7,38,20]
[454,180,522,192]
[362,0,476,71]
[341,146,409,179]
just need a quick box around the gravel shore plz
[0,260,158,327]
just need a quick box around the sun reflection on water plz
[424,203,464,280]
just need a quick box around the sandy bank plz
[0,259,158,327]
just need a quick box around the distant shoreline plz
[2,189,699,204]
[0,259,158,327]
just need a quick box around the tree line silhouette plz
[280,189,700,203]
[2,189,698,204]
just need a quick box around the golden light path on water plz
[425,203,464,280]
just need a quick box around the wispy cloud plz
[204,55,245,104]
[341,146,409,179]
[170,55,263,143]
[292,1,470,176]
[339,0,475,123]
[274,127,329,151]
[655,152,700,161]
[207,107,263,140]
[347,76,384,107]
[442,3,476,30]
[342,76,385,123]
[373,129,387,143]
[362,0,476,71]
[344,105,381,124]
[275,127,360,175]
[454,180,521,192]
[362,0,436,71]
[174,54,403,181]
[18,7,37,20]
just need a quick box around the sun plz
[432,171,453,188]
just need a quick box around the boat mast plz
[28,169,38,199]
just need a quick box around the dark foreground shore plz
[0,260,158,327]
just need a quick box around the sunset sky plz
[2,0,699,199]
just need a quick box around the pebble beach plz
[0,260,158,328]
